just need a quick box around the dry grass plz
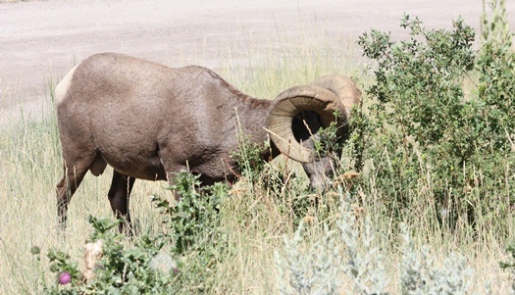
[0,38,513,294]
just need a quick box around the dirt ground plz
[1,0,514,125]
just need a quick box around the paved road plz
[1,0,513,124]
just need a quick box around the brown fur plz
[55,53,275,232]
[55,53,359,233]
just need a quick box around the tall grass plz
[0,83,172,293]
[0,35,359,294]
[1,15,514,294]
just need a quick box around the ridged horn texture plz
[266,84,344,163]
[310,75,361,122]
[266,75,361,163]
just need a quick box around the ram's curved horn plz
[266,85,344,163]
[266,75,361,163]
[310,75,361,123]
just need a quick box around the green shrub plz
[40,217,175,295]
[153,172,229,294]
[36,172,229,295]
[477,0,515,152]
[154,172,226,256]
[353,1,515,230]
[357,12,476,221]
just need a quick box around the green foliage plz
[155,172,226,256]
[46,250,82,289]
[153,171,229,294]
[41,217,175,295]
[354,5,515,227]
[37,172,230,294]
[86,216,119,241]
[477,0,515,151]
[347,98,371,172]
[358,14,475,156]
[231,134,270,185]
[312,111,345,160]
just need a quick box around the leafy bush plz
[40,217,175,294]
[477,0,515,152]
[35,172,229,295]
[230,133,271,185]
[353,1,515,230]
[154,172,226,256]
[356,12,476,222]
[153,172,229,293]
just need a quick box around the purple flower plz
[58,272,72,285]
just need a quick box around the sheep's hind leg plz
[56,163,90,232]
[108,170,136,234]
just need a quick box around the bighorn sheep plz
[55,53,360,232]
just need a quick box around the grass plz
[0,84,173,293]
[0,32,514,294]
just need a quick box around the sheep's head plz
[266,75,361,191]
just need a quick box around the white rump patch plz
[54,65,78,105]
